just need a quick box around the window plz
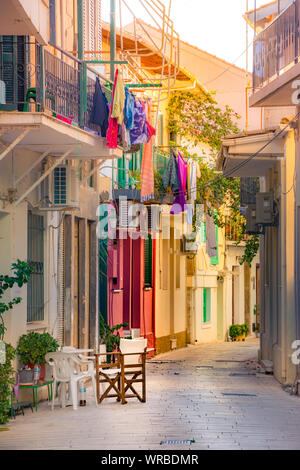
[210,224,219,266]
[27,212,45,322]
[162,238,169,290]
[203,288,211,324]
[0,35,27,109]
[49,0,56,45]
[144,234,153,287]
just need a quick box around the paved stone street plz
[1,337,300,450]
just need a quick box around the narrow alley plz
[2,338,300,451]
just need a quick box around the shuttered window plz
[118,155,126,188]
[144,234,152,287]
[27,212,45,322]
[203,288,211,324]
[210,224,219,266]
[83,0,102,58]
[49,0,56,45]
[0,35,27,109]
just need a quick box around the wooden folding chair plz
[119,338,147,405]
[95,352,122,404]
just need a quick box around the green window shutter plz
[203,288,211,324]
[0,35,27,109]
[118,154,126,188]
[201,221,206,243]
[210,223,219,266]
[144,234,153,287]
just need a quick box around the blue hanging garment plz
[129,99,149,145]
[124,88,135,130]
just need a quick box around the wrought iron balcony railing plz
[253,0,300,89]
[0,37,112,132]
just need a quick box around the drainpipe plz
[254,0,257,36]
[110,0,116,82]
[77,0,83,60]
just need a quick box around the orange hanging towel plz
[141,101,155,202]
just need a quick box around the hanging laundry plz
[162,151,179,194]
[111,70,126,125]
[106,69,120,149]
[206,202,218,258]
[89,77,109,137]
[187,160,201,225]
[171,151,187,215]
[129,99,150,145]
[124,87,135,130]
[141,101,155,202]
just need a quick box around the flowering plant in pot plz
[229,325,242,342]
[16,332,59,380]
[240,323,249,339]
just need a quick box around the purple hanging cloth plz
[13,373,20,400]
[171,151,187,215]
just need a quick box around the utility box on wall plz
[256,192,274,225]
[246,204,259,234]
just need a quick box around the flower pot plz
[19,369,34,385]
[27,363,45,380]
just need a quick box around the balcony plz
[0,39,122,161]
[113,149,174,204]
[250,0,300,107]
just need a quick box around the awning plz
[217,128,286,177]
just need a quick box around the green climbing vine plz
[168,90,240,150]
[167,90,259,266]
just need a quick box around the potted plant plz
[229,324,242,342]
[100,315,128,362]
[16,332,59,381]
[240,323,250,341]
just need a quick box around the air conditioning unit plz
[245,204,260,234]
[256,192,275,226]
[180,235,199,255]
[41,165,79,210]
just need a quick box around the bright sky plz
[102,0,270,71]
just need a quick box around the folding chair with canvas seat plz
[119,338,147,405]
[95,351,123,404]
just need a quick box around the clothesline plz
[89,68,156,201]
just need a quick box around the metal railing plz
[253,0,299,88]
[0,38,112,133]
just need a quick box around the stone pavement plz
[1,337,300,450]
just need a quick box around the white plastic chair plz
[45,352,97,410]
